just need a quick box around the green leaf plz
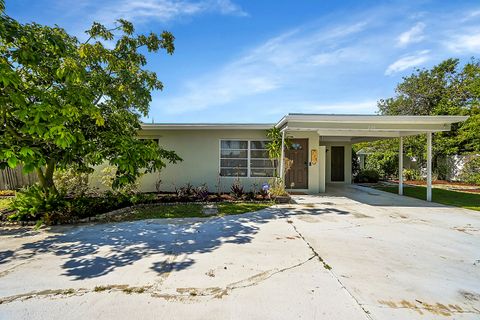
[7,157,18,168]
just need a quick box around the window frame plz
[219,139,274,178]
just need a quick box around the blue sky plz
[6,0,480,123]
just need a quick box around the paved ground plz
[0,185,479,320]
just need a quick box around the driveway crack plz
[287,219,374,320]
[0,255,317,305]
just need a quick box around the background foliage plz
[358,58,480,181]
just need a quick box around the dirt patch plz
[459,290,480,302]
[378,299,471,316]
[352,213,373,219]
[297,215,320,223]
[453,225,480,235]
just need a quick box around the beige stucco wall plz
[320,141,352,184]
[90,128,353,194]
[138,129,272,193]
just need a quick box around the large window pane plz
[221,159,248,167]
[250,150,269,158]
[221,140,247,149]
[250,141,268,150]
[251,168,275,177]
[220,168,248,177]
[250,159,274,168]
[221,150,248,158]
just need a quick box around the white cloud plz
[385,50,430,75]
[162,21,371,113]
[464,9,480,21]
[95,0,247,24]
[446,32,480,52]
[397,22,425,47]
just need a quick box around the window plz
[249,141,275,177]
[220,140,274,177]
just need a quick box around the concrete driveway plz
[0,185,479,319]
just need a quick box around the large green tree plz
[361,58,480,178]
[0,8,181,193]
[378,58,480,155]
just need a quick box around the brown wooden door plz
[331,146,345,182]
[285,139,308,189]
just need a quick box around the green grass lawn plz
[375,185,480,211]
[0,198,12,210]
[121,202,273,221]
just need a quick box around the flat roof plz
[141,123,273,130]
[140,114,469,138]
[275,113,469,128]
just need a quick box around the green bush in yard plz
[355,169,380,183]
[9,185,67,221]
[460,157,480,185]
[403,168,422,181]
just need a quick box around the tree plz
[0,10,181,194]
[361,58,480,179]
[266,127,291,178]
[378,58,480,156]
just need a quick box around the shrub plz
[53,168,90,197]
[355,169,380,183]
[268,178,288,197]
[9,186,67,221]
[460,156,480,185]
[364,151,398,179]
[194,184,209,201]
[403,168,421,181]
[99,166,140,194]
[231,179,244,199]
[176,183,194,198]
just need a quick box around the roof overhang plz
[275,114,469,142]
[141,123,273,130]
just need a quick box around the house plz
[137,113,468,200]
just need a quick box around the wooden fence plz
[0,166,38,190]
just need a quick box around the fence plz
[0,166,38,190]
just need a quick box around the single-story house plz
[136,113,468,201]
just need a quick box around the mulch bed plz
[386,180,480,194]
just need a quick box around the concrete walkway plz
[0,185,479,319]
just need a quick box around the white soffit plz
[276,114,469,140]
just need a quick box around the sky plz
[6,0,480,123]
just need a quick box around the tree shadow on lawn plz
[0,205,349,280]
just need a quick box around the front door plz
[331,146,345,182]
[285,139,308,189]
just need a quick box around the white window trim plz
[219,139,274,178]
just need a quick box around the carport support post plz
[426,132,432,202]
[279,129,286,184]
[399,136,403,196]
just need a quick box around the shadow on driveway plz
[0,205,349,280]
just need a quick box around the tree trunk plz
[36,160,58,194]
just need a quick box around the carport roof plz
[275,113,468,141]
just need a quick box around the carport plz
[275,114,468,200]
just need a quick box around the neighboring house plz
[136,114,467,197]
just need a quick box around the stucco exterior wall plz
[90,128,353,194]
[138,129,271,193]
